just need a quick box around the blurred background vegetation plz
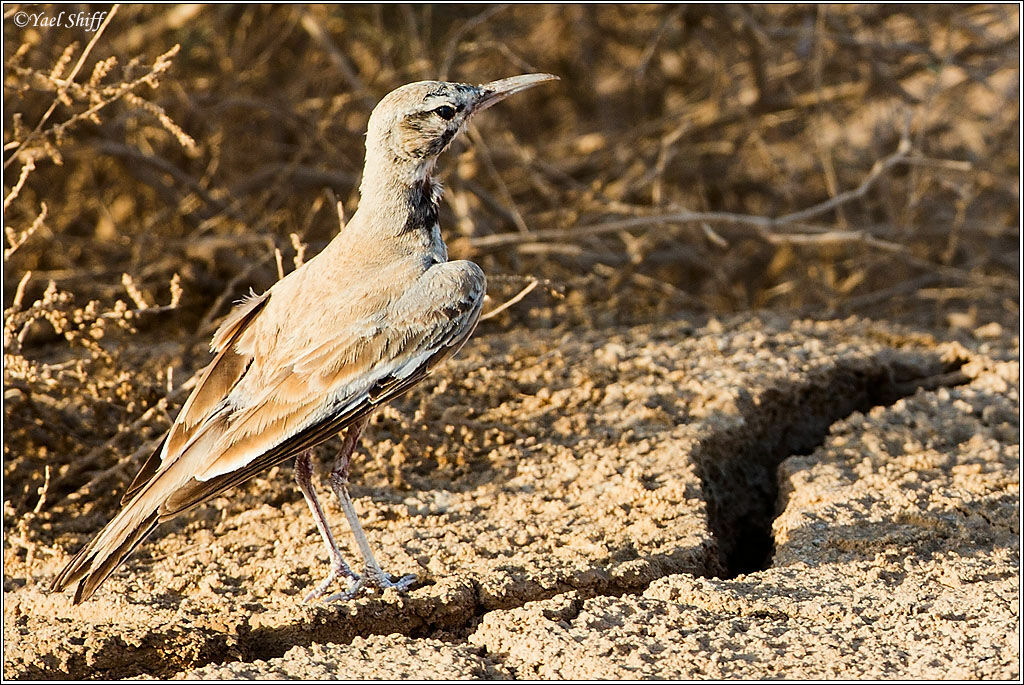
[3,4,1019,519]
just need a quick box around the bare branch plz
[777,137,913,224]
[4,202,47,258]
[481,279,539,321]
[467,140,917,253]
[298,9,371,103]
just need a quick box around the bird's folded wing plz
[120,290,270,505]
[155,260,485,518]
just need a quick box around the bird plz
[49,72,559,604]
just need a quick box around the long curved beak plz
[473,73,559,113]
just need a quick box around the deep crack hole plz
[694,353,969,578]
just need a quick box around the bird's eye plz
[434,105,456,120]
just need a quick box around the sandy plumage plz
[50,74,557,603]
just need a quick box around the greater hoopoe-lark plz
[50,73,559,604]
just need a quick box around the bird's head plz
[365,73,559,165]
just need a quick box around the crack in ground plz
[20,349,971,679]
[692,351,970,577]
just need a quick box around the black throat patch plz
[402,177,440,234]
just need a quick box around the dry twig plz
[480,279,539,321]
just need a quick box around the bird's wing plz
[158,259,486,517]
[120,289,270,504]
[52,288,272,598]
[54,261,484,602]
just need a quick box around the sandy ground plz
[3,313,1018,679]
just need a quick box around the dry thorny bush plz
[3,6,1019,550]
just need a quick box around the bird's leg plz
[294,449,359,602]
[326,415,417,599]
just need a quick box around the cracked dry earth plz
[3,314,1019,679]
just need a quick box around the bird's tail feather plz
[49,505,162,604]
[49,457,196,603]
[74,512,159,603]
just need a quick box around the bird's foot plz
[303,556,360,604]
[323,568,417,602]
[368,569,418,592]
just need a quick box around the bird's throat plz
[355,153,446,253]
[403,172,442,235]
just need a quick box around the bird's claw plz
[371,571,418,592]
[303,556,359,604]
[322,569,417,602]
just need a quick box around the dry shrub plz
[3,6,1019,529]
[4,6,195,532]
